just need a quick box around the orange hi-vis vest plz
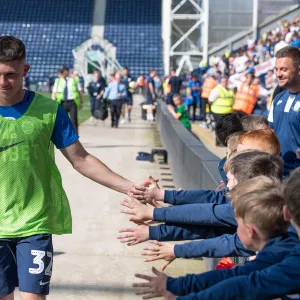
[201,77,218,98]
[137,76,144,87]
[232,83,260,115]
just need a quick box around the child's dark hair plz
[283,167,300,227]
[235,187,289,239]
[225,151,283,182]
[172,93,181,100]
[241,115,269,131]
[215,114,243,146]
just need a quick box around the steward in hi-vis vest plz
[201,76,218,99]
[52,66,82,133]
[210,85,234,115]
[233,72,260,115]
[209,77,234,125]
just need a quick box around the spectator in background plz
[95,69,106,89]
[290,32,300,48]
[146,69,157,121]
[233,50,249,73]
[121,67,133,123]
[198,55,208,70]
[218,56,228,74]
[187,73,202,122]
[153,73,162,97]
[201,73,218,125]
[137,74,144,94]
[52,66,83,133]
[232,71,260,116]
[168,94,191,130]
[24,75,31,90]
[265,70,278,90]
[103,71,127,128]
[209,76,235,126]
[216,70,222,83]
[166,68,182,107]
[252,77,271,117]
[162,75,170,98]
[87,69,105,122]
[256,39,265,62]
[264,39,272,55]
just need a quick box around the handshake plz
[119,176,179,299]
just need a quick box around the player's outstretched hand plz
[129,176,164,204]
[133,267,175,300]
[117,225,149,246]
[120,197,154,221]
[127,177,152,200]
[142,241,176,271]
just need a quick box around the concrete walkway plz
[20,95,204,300]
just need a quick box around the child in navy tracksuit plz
[132,169,300,299]
[119,151,285,260]
[120,129,283,261]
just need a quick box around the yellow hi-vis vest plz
[55,77,80,107]
[211,85,234,115]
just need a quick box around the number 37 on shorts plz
[0,234,53,296]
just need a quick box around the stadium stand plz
[104,0,163,77]
[0,0,93,81]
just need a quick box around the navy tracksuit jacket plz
[150,189,245,257]
[169,241,300,300]
[149,189,297,258]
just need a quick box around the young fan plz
[132,175,298,299]
[241,114,269,131]
[118,152,286,264]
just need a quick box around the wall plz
[156,100,221,190]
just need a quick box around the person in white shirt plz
[52,66,82,132]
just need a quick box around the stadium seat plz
[104,0,163,77]
[0,0,93,81]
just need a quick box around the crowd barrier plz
[156,99,221,190]
[156,99,225,270]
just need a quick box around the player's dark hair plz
[0,35,26,61]
[60,66,69,73]
[215,113,243,146]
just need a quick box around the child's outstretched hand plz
[129,176,164,204]
[120,197,154,221]
[133,267,176,299]
[142,241,176,271]
[117,225,149,246]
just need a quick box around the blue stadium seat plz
[104,0,163,77]
[0,0,93,81]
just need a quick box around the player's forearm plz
[74,154,133,194]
